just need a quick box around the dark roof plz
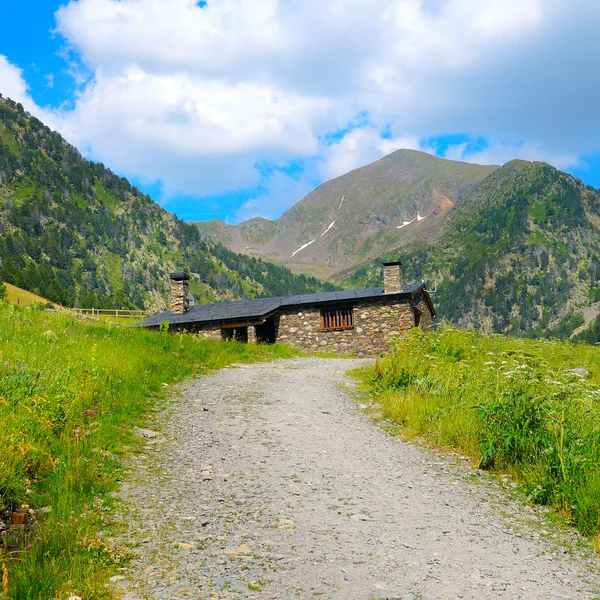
[139,282,433,328]
[170,271,190,281]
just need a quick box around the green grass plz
[356,327,600,548]
[3,282,53,307]
[93,182,120,209]
[0,302,297,599]
[99,252,124,293]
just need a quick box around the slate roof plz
[139,282,431,328]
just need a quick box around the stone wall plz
[170,295,434,356]
[414,299,434,333]
[175,322,222,340]
[179,323,256,343]
[276,298,416,357]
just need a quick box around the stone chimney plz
[383,261,403,294]
[170,271,190,314]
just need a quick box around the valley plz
[199,153,600,341]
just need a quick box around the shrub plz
[358,327,600,544]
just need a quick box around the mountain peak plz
[197,149,498,278]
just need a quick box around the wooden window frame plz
[320,307,354,331]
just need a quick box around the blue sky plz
[1,0,600,224]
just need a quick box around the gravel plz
[115,357,600,599]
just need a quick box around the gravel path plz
[115,357,600,599]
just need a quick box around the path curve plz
[116,357,599,599]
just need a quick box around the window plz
[321,307,354,331]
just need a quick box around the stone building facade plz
[276,298,417,356]
[140,261,435,357]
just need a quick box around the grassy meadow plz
[0,303,297,599]
[2,283,51,308]
[357,328,600,548]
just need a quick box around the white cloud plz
[443,141,579,171]
[3,0,600,221]
[56,66,329,196]
[0,56,33,108]
[234,171,316,222]
[319,127,424,181]
[0,56,63,131]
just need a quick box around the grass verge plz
[0,302,297,599]
[355,327,600,549]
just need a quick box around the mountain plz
[333,160,600,339]
[196,150,498,278]
[0,95,332,311]
[197,151,600,341]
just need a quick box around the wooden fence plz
[68,308,149,319]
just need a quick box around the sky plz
[1,0,599,224]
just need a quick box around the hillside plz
[0,95,332,311]
[196,150,498,278]
[2,281,52,306]
[334,160,600,339]
[197,147,600,340]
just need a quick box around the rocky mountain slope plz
[0,95,332,311]
[196,150,498,278]
[334,160,600,339]
[198,150,600,340]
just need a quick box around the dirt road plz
[115,357,599,599]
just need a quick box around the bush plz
[358,327,600,545]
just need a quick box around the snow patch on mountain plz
[291,239,316,257]
[397,218,416,229]
[397,213,428,229]
[321,221,335,236]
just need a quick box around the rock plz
[134,427,159,439]
[173,542,195,549]
[566,368,589,377]
[10,510,29,525]
[226,544,251,555]
[0,520,6,532]
[274,518,295,529]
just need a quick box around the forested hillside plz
[335,160,600,340]
[0,96,331,310]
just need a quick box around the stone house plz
[139,262,435,357]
